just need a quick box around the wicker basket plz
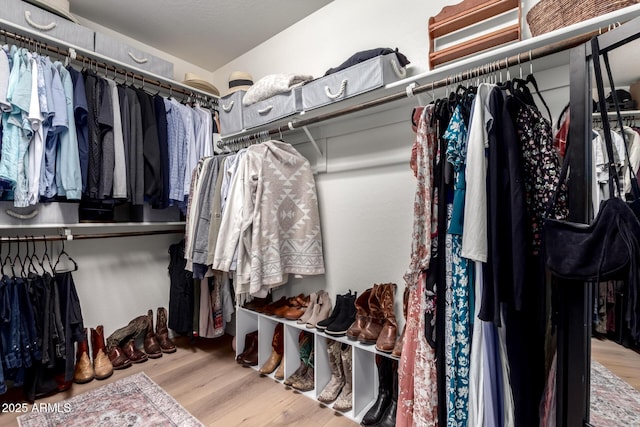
[527,0,640,36]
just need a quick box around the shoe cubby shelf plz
[236,307,392,423]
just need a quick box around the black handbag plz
[542,37,640,340]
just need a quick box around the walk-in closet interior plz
[1,1,640,426]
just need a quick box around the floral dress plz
[398,105,439,427]
[443,105,473,427]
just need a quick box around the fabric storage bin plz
[94,32,174,79]
[219,90,245,136]
[0,201,78,226]
[243,88,302,129]
[0,0,94,51]
[301,53,407,111]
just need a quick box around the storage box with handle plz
[219,90,245,136]
[242,88,302,129]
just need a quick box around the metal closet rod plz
[0,27,217,105]
[221,27,606,145]
[0,229,184,243]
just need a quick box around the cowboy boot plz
[106,315,149,352]
[274,353,285,380]
[91,325,114,380]
[73,328,94,384]
[361,355,392,425]
[358,284,384,344]
[144,309,162,359]
[317,340,345,403]
[291,347,314,392]
[156,307,176,353]
[284,332,312,386]
[376,283,398,353]
[241,332,259,366]
[259,323,284,375]
[376,359,399,427]
[236,331,258,363]
[392,286,409,358]
[108,345,132,370]
[333,344,352,412]
[122,339,148,363]
[346,288,372,340]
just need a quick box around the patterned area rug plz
[17,372,203,427]
[591,360,640,426]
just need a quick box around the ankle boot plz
[361,355,392,425]
[316,292,348,332]
[376,283,398,353]
[392,286,409,358]
[241,331,259,366]
[325,292,357,337]
[306,291,332,329]
[297,292,318,324]
[333,344,352,412]
[156,307,176,353]
[236,331,258,363]
[346,288,372,340]
[122,339,148,363]
[91,326,114,380]
[144,310,162,359]
[259,323,283,375]
[74,328,94,384]
[108,345,132,370]
[317,340,345,403]
[376,359,398,427]
[358,284,384,344]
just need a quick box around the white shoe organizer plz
[235,306,397,423]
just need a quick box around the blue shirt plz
[54,63,81,200]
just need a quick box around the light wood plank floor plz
[592,337,640,392]
[0,334,357,427]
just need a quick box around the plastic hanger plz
[53,239,78,273]
[2,239,12,276]
[41,236,54,274]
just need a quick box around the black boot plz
[375,359,398,427]
[361,355,392,425]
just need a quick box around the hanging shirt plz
[25,54,43,206]
[153,95,170,208]
[83,71,102,199]
[98,78,114,199]
[124,86,144,205]
[136,89,161,206]
[0,49,10,112]
[54,62,81,200]
[67,66,89,194]
[107,80,127,199]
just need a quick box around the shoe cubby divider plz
[236,307,259,358]
[353,346,377,417]
[257,316,278,372]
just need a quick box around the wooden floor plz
[0,334,357,427]
[591,337,640,392]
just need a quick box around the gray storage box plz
[219,90,245,136]
[301,53,407,111]
[1,0,95,51]
[243,88,302,129]
[94,32,174,79]
[0,201,78,226]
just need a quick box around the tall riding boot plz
[317,339,345,403]
[376,283,398,353]
[358,284,384,344]
[361,355,392,425]
[346,288,372,340]
[156,307,176,353]
[333,343,352,412]
[144,309,162,359]
[260,323,284,374]
[376,359,399,427]
[392,286,409,358]
[91,325,114,380]
[74,328,94,384]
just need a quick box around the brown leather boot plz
[392,286,409,358]
[346,288,372,340]
[358,284,385,344]
[122,339,148,363]
[375,283,398,353]
[144,310,162,359]
[91,326,114,380]
[74,328,94,384]
[259,323,283,375]
[156,307,176,353]
[108,345,132,370]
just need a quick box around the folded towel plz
[242,74,313,106]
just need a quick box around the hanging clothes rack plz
[219,26,614,149]
[0,24,218,107]
[0,228,183,243]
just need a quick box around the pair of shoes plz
[392,286,409,358]
[284,332,314,391]
[244,293,273,313]
[73,325,114,383]
[346,283,398,352]
[259,323,284,375]
[262,294,308,318]
[237,331,259,366]
[300,291,332,328]
[143,307,178,358]
[317,291,357,337]
[361,356,398,426]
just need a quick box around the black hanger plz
[11,237,25,277]
[53,239,78,273]
[27,236,43,275]
[2,238,12,276]
[41,235,54,274]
